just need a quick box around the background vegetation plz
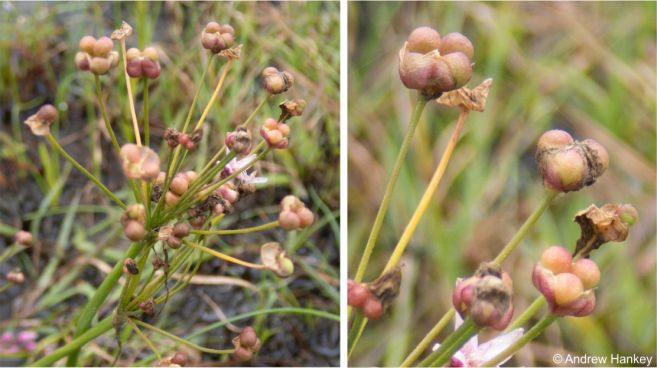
[348,2,655,366]
[0,2,339,366]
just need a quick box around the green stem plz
[0,244,28,264]
[492,190,558,266]
[184,240,265,269]
[383,108,469,273]
[94,75,121,154]
[65,242,141,365]
[46,133,126,209]
[482,314,557,367]
[506,296,546,331]
[132,318,233,355]
[400,308,455,367]
[192,220,279,235]
[143,78,150,147]
[352,96,427,284]
[34,316,113,366]
[126,318,162,360]
[239,96,269,129]
[419,317,479,367]
[119,39,142,146]
[347,313,367,358]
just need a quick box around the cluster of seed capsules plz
[126,47,161,79]
[278,195,315,230]
[232,326,262,362]
[398,26,474,97]
[74,35,120,75]
[536,130,608,193]
[452,264,514,330]
[347,279,384,320]
[532,246,599,316]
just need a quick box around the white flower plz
[432,314,523,367]
[222,151,267,185]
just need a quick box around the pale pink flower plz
[221,151,267,185]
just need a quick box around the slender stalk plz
[34,316,113,366]
[199,146,227,178]
[132,318,233,355]
[506,296,546,331]
[184,241,265,269]
[0,244,28,264]
[65,242,141,365]
[119,39,142,146]
[94,75,121,154]
[353,96,428,284]
[492,189,559,265]
[181,55,215,134]
[400,308,455,367]
[193,59,234,132]
[46,133,126,209]
[143,78,150,147]
[126,318,162,360]
[239,96,269,129]
[347,314,367,358]
[384,108,470,273]
[482,314,558,367]
[415,317,477,367]
[192,220,279,235]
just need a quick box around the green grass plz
[0,2,338,366]
[348,2,656,366]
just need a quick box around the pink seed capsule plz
[124,220,145,241]
[279,210,300,230]
[363,297,383,320]
[79,35,96,53]
[406,26,441,54]
[205,21,221,33]
[240,327,258,348]
[171,352,187,366]
[121,144,141,163]
[142,46,159,61]
[141,58,160,79]
[439,32,475,59]
[126,59,143,78]
[165,191,180,206]
[540,246,573,274]
[537,130,574,152]
[553,273,583,306]
[234,346,253,362]
[170,175,189,195]
[90,57,111,75]
[571,258,600,289]
[297,208,314,227]
[347,282,370,308]
[93,36,114,56]
[15,231,33,246]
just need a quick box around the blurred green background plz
[0,2,339,366]
[348,2,655,366]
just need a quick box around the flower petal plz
[468,328,524,367]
